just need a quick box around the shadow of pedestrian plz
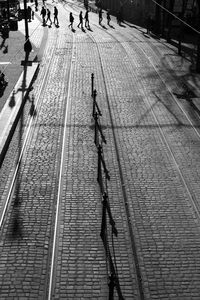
[29,95,37,117]
[72,28,76,33]
[100,24,107,30]
[3,45,8,53]
[143,32,150,39]
[108,25,115,29]
[119,23,126,28]
[9,90,16,108]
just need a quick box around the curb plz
[0,62,39,167]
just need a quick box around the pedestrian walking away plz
[84,9,89,29]
[46,9,52,26]
[53,6,59,26]
[77,11,83,29]
[99,8,103,25]
[40,6,46,26]
[68,12,74,29]
[107,10,111,26]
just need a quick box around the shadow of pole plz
[11,0,32,238]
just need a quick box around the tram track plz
[1,1,200,298]
[59,3,200,297]
[0,12,76,298]
[0,23,59,230]
[90,18,200,219]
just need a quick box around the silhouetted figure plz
[27,6,32,22]
[35,0,38,11]
[77,11,83,29]
[116,10,121,25]
[32,10,34,20]
[117,7,123,25]
[146,14,152,34]
[68,12,74,29]
[53,6,59,26]
[46,8,52,26]
[107,10,111,26]
[40,6,46,26]
[84,9,89,28]
[99,8,103,25]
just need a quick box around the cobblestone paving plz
[1,1,200,299]
[0,6,73,299]
[50,19,140,300]
[88,20,200,299]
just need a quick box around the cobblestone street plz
[1,0,200,299]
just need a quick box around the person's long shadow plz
[100,24,107,30]
[119,23,126,28]
[108,24,115,29]
[87,26,93,32]
[143,32,150,39]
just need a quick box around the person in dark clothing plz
[98,8,103,25]
[116,10,121,25]
[35,0,38,11]
[107,10,111,26]
[53,6,59,26]
[84,9,89,28]
[77,11,83,29]
[27,6,32,22]
[46,8,52,26]
[68,12,74,29]
[146,14,152,34]
[40,6,46,26]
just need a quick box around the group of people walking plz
[38,4,115,30]
[69,10,90,30]
[68,8,112,30]
[40,6,59,26]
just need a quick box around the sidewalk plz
[0,13,43,163]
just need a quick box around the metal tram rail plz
[1,1,200,298]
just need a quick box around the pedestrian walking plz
[53,6,59,26]
[107,10,111,26]
[32,10,34,20]
[146,14,152,34]
[27,6,32,22]
[77,11,83,29]
[35,0,38,11]
[98,8,103,25]
[46,8,52,26]
[40,6,46,26]
[84,9,89,28]
[68,12,74,29]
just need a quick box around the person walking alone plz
[40,6,46,26]
[107,10,111,26]
[77,11,83,29]
[68,12,74,29]
[98,8,103,25]
[84,9,89,29]
[53,6,59,26]
[46,8,52,26]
